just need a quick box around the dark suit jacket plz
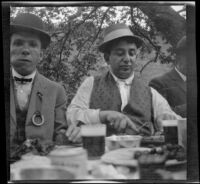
[10,71,68,146]
[149,68,186,117]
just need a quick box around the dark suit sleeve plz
[149,75,186,118]
[53,84,68,141]
[173,104,187,118]
[149,78,167,99]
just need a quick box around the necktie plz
[14,76,32,84]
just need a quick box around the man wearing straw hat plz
[10,13,80,160]
[149,36,186,118]
[67,23,181,136]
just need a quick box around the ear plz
[39,51,44,62]
[104,53,110,64]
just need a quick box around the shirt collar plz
[109,66,134,85]
[12,67,36,81]
[175,67,186,82]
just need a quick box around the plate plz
[141,135,165,146]
[165,159,187,167]
[101,147,151,167]
[54,144,82,149]
[142,135,164,142]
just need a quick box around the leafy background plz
[10,5,186,105]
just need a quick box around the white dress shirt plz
[67,71,181,125]
[12,68,36,110]
[109,68,134,111]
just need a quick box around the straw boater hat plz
[98,23,144,53]
[175,35,186,54]
[10,13,50,49]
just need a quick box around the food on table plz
[137,152,166,180]
[106,135,142,151]
[141,135,165,147]
[10,139,55,163]
[138,153,167,164]
[135,143,186,180]
[134,143,186,161]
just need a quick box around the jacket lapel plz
[169,69,186,93]
[26,72,46,125]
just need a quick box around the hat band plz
[104,28,135,43]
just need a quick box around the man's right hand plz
[99,110,139,133]
[65,124,81,143]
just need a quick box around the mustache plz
[120,58,135,63]
[119,65,132,67]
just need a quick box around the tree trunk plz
[138,5,186,47]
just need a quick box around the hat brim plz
[10,24,50,49]
[98,35,143,53]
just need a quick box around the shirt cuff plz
[77,109,102,125]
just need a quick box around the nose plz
[123,53,131,64]
[22,44,30,56]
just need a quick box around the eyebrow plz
[114,48,137,51]
[13,38,37,41]
[12,38,39,44]
[12,38,23,43]
[114,48,123,51]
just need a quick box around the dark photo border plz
[2,1,198,183]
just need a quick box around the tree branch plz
[76,7,110,57]
[76,37,93,58]
[140,51,159,74]
[58,28,71,64]
[58,7,100,63]
[131,7,158,50]
[50,30,65,37]
[130,6,169,73]
[90,7,111,46]
[74,6,100,29]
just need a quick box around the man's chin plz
[117,71,132,79]
[12,66,35,76]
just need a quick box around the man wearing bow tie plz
[67,23,181,136]
[10,13,80,159]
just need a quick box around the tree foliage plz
[10,5,186,105]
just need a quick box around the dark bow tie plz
[14,76,32,83]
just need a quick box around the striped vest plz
[90,72,154,136]
[12,84,30,146]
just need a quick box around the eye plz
[129,50,136,56]
[12,39,23,46]
[115,50,124,56]
[29,41,39,47]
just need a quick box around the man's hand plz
[65,124,81,143]
[99,110,138,133]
